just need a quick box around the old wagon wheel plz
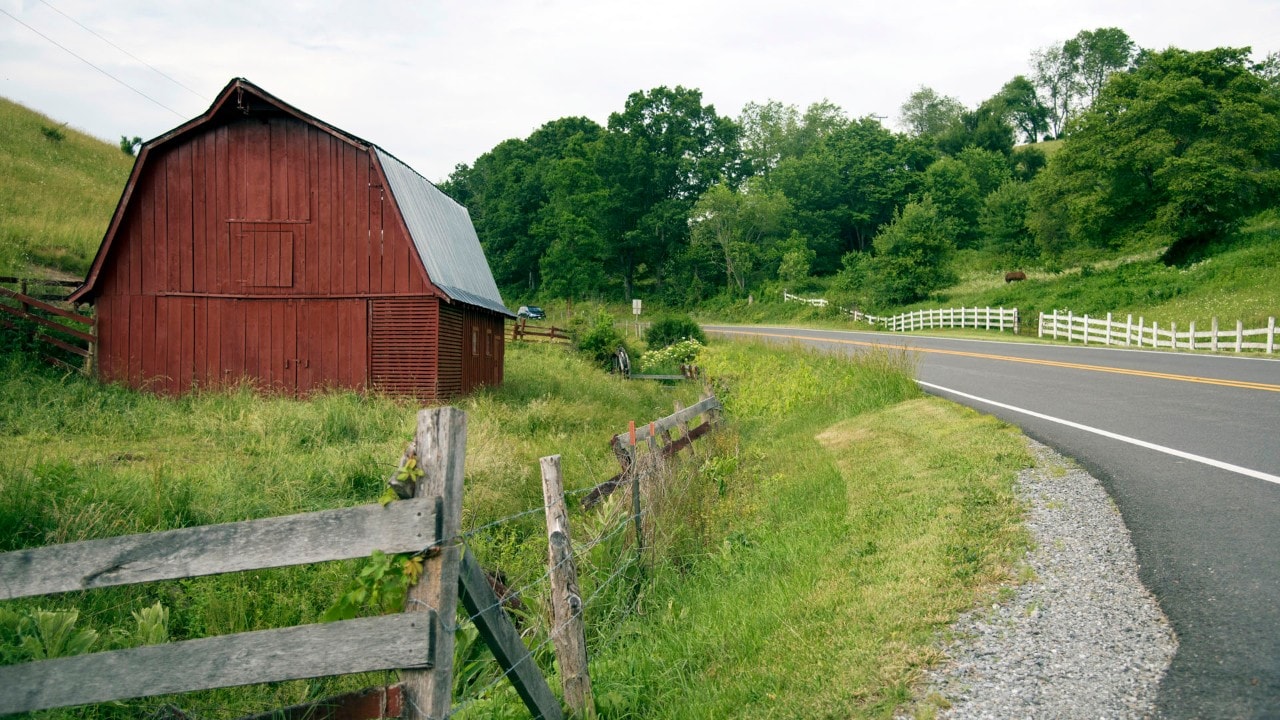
[612,346,632,378]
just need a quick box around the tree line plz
[441,28,1280,309]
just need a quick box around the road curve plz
[706,324,1280,718]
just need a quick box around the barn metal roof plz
[376,148,512,317]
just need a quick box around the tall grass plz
[0,98,132,277]
[1,335,1029,719]
[0,343,703,718]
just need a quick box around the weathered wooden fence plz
[0,395,728,719]
[511,317,571,343]
[0,408,562,720]
[0,281,95,373]
[883,306,1019,334]
[1039,310,1277,354]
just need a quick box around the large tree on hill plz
[598,86,743,298]
[899,86,965,139]
[1028,46,1280,260]
[442,117,602,295]
[995,75,1050,143]
[771,118,931,273]
[1076,27,1136,104]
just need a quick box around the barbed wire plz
[444,531,644,718]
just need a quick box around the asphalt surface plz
[706,325,1280,719]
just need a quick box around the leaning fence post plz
[540,456,596,719]
[403,407,467,720]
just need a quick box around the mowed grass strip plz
[588,389,1030,718]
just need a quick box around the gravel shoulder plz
[904,438,1177,719]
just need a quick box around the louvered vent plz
[437,303,464,398]
[370,299,437,397]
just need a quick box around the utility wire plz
[0,7,186,120]
[37,0,208,102]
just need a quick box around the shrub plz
[569,309,627,369]
[645,314,707,348]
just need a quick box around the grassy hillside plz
[926,210,1280,329]
[0,97,133,278]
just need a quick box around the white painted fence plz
[782,290,828,307]
[1038,310,1277,354]
[884,306,1020,334]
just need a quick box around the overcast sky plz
[2,0,1278,182]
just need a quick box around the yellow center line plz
[709,327,1280,393]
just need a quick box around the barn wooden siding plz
[92,114,503,396]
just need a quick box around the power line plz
[0,7,186,120]
[37,0,208,103]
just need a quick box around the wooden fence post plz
[1105,313,1113,346]
[629,421,643,561]
[1236,320,1244,353]
[1126,314,1133,346]
[403,407,467,720]
[1212,317,1220,352]
[1268,317,1275,354]
[541,456,595,719]
[1188,321,1195,351]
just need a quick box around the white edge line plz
[918,380,1280,487]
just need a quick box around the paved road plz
[706,325,1280,719]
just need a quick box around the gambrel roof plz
[72,78,511,317]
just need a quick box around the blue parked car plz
[517,305,545,320]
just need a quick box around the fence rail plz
[0,285,96,373]
[1039,310,1277,354]
[0,396,729,719]
[0,408,563,720]
[511,317,571,343]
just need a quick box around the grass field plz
[0,332,1034,719]
[0,97,132,277]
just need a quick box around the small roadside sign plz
[632,299,642,315]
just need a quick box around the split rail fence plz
[510,317,571,343]
[0,396,725,719]
[1039,310,1277,354]
[0,277,95,373]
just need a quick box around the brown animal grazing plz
[1005,271,1027,283]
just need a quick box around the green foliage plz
[922,156,982,248]
[644,314,707,348]
[776,231,816,287]
[1030,46,1280,259]
[40,125,66,143]
[980,180,1038,267]
[569,308,628,368]
[322,550,422,622]
[119,135,142,156]
[864,197,958,307]
[899,86,965,139]
[18,608,98,659]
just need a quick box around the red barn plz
[71,78,512,397]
